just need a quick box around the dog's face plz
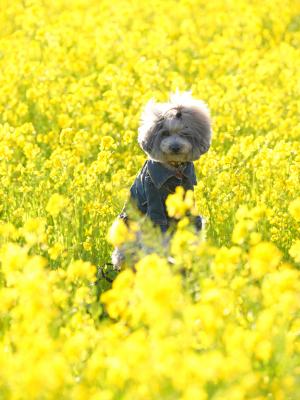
[138,92,212,163]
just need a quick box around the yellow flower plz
[235,205,249,221]
[0,287,18,311]
[21,217,46,245]
[46,194,70,217]
[101,136,114,150]
[107,218,135,247]
[101,269,135,319]
[249,242,282,279]
[249,232,262,245]
[212,246,241,278]
[166,187,195,219]
[67,260,96,283]
[254,340,272,362]
[232,220,255,245]
[48,242,64,260]
[289,240,300,263]
[288,198,300,221]
[171,229,197,266]
[59,128,74,145]
[0,222,19,240]
[83,240,92,251]
[58,113,71,128]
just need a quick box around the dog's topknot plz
[138,91,212,163]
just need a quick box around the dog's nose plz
[170,143,181,153]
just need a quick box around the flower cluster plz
[0,0,300,398]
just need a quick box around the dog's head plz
[138,91,212,163]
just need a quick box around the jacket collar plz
[147,159,196,189]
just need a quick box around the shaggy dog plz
[112,91,212,268]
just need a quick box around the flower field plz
[0,0,300,398]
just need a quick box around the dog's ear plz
[140,98,163,123]
[190,102,212,155]
[138,99,167,152]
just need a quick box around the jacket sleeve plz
[144,175,168,232]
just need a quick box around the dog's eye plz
[161,130,169,137]
[180,131,190,138]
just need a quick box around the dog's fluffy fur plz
[112,91,212,269]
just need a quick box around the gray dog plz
[112,91,212,268]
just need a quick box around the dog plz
[112,91,212,269]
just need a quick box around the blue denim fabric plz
[125,160,198,232]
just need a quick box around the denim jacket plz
[123,160,199,232]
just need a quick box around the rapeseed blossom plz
[166,187,196,219]
[0,0,299,398]
[46,193,70,218]
[289,198,300,222]
[289,240,300,263]
[107,218,136,247]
